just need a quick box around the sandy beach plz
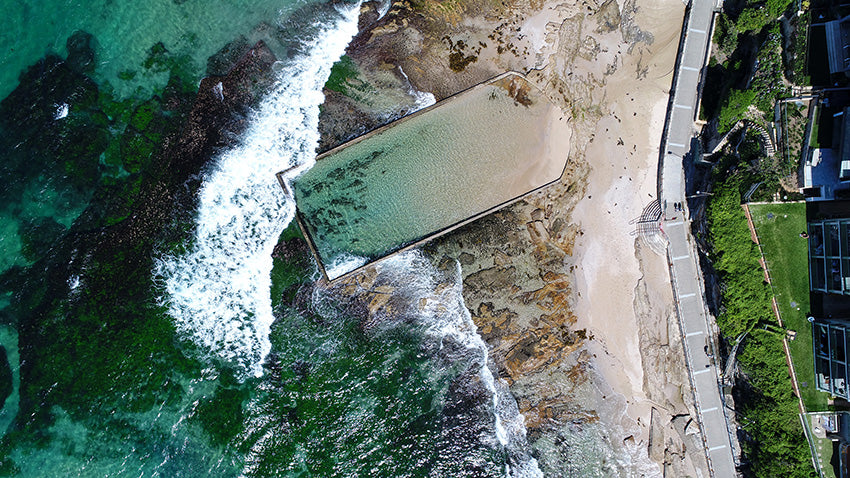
[554,0,714,473]
[318,0,709,473]
[569,0,680,434]
[531,0,720,472]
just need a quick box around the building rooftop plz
[807,217,850,294]
[813,320,850,399]
[805,411,850,478]
[825,15,850,76]
[805,108,850,201]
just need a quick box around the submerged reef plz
[0,348,10,410]
[0,29,279,472]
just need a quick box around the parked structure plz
[803,108,850,201]
[825,15,850,77]
[808,202,850,404]
[808,217,850,294]
[805,411,850,478]
[813,319,850,399]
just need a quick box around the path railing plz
[741,203,806,415]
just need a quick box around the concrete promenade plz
[657,0,739,476]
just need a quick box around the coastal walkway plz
[657,0,740,477]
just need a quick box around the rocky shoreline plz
[0,0,709,473]
[317,0,708,474]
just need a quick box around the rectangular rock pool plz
[285,72,571,281]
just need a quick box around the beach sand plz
[318,0,709,473]
[569,11,678,439]
[565,0,711,473]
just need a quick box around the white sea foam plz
[155,5,362,377]
[398,65,436,110]
[213,82,224,102]
[368,251,543,477]
[377,0,391,19]
[324,251,368,280]
[53,103,68,120]
[67,275,80,291]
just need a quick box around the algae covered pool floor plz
[290,72,571,280]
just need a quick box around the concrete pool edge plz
[276,71,570,283]
[277,168,568,283]
[312,71,531,163]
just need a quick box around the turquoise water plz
[0,0,302,100]
[292,74,570,279]
[0,0,540,476]
[0,0,309,278]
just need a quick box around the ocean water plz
[0,0,544,476]
[0,0,664,475]
[155,0,362,379]
[0,0,311,279]
[0,0,306,100]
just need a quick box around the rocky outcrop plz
[317,0,542,151]
[429,179,590,436]
[0,52,103,197]
[170,41,277,173]
[313,0,703,474]
[7,37,281,427]
[0,346,11,410]
[66,30,97,75]
[633,241,710,475]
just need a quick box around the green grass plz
[707,177,814,475]
[325,55,359,95]
[750,202,828,411]
[809,105,821,148]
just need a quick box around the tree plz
[718,88,757,133]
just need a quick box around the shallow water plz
[0,0,541,476]
[0,0,302,100]
[292,75,569,279]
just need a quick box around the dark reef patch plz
[0,347,11,411]
[0,33,279,468]
[65,30,96,75]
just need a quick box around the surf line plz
[155,4,362,377]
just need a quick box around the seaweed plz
[270,223,313,309]
[0,31,278,467]
[443,36,480,72]
[193,371,249,446]
[19,218,65,262]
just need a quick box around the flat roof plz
[825,16,850,74]
[280,72,570,281]
[813,319,850,399]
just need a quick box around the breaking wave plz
[359,251,543,477]
[155,4,361,377]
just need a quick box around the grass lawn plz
[750,202,829,411]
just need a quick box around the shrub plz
[719,88,757,133]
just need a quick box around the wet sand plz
[567,0,710,473]
[319,0,708,472]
